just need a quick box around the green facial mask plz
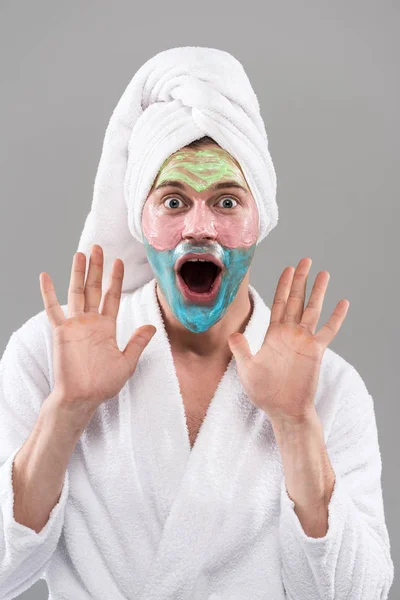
[152,146,249,192]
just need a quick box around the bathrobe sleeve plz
[278,363,395,600]
[0,330,69,600]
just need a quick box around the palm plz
[53,313,133,404]
[236,321,324,421]
[229,258,350,424]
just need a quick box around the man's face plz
[141,144,259,333]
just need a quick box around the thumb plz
[228,332,252,365]
[123,325,157,375]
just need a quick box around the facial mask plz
[142,146,258,333]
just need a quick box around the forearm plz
[272,410,336,538]
[12,390,94,534]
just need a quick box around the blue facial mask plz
[143,239,256,333]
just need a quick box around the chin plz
[180,316,223,334]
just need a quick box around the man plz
[0,47,394,600]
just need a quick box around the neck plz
[155,273,253,359]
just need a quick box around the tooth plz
[184,258,213,263]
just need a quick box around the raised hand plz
[228,257,350,426]
[39,245,156,414]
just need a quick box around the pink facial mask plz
[142,146,259,249]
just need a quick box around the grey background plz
[0,0,398,598]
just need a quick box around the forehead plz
[160,144,241,171]
[161,144,241,167]
[150,144,249,192]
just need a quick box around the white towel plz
[77,46,278,294]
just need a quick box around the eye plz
[163,197,185,209]
[216,196,238,209]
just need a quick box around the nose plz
[181,201,218,242]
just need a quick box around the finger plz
[284,257,312,324]
[228,332,252,364]
[123,325,157,377]
[39,272,66,329]
[299,271,330,334]
[314,299,350,347]
[68,252,86,318]
[100,258,124,320]
[84,245,104,313]
[269,266,295,324]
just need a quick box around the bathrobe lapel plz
[125,279,271,599]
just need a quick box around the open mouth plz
[179,260,221,293]
[176,257,223,303]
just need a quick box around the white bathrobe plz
[0,278,394,599]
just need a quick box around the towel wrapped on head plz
[77,46,278,294]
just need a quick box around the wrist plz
[270,409,321,439]
[42,390,96,438]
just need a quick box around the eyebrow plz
[154,180,249,193]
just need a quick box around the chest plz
[173,355,231,449]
